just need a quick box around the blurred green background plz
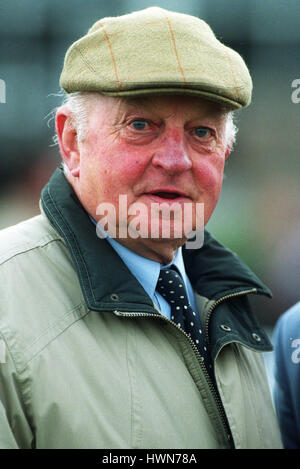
[0,0,299,329]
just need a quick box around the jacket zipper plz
[112,305,240,448]
[204,288,258,345]
[199,287,258,447]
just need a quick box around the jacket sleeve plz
[0,332,34,449]
[0,399,19,448]
[273,310,300,449]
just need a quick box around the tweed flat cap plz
[60,6,252,109]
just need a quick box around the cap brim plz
[100,87,243,110]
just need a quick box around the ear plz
[225,145,231,159]
[56,106,80,177]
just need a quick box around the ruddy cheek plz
[194,163,223,192]
[113,145,150,177]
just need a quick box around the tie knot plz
[157,268,190,308]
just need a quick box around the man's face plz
[71,94,230,260]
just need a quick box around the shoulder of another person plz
[277,302,300,332]
[274,302,300,363]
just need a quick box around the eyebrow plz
[118,96,230,122]
[120,97,154,112]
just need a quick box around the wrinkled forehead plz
[93,92,230,121]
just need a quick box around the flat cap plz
[60,6,252,109]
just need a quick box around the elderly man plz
[0,7,281,449]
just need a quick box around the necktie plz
[157,267,213,378]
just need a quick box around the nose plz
[152,133,192,173]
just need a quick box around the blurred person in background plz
[0,7,282,449]
[274,302,300,448]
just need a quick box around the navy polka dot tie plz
[157,267,213,378]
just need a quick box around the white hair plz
[225,111,238,148]
[50,91,96,148]
[53,91,238,157]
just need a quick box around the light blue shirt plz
[91,218,198,319]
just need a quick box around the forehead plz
[92,93,228,122]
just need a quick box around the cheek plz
[194,157,225,195]
[193,157,225,225]
[107,144,150,186]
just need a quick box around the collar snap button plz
[220,324,231,332]
[252,333,261,342]
[110,293,119,301]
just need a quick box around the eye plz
[194,127,211,138]
[130,119,148,130]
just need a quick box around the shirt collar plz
[91,217,186,303]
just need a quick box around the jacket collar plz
[41,167,272,313]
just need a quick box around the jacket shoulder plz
[0,214,62,265]
[0,214,86,373]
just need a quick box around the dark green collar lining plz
[41,166,271,312]
[41,167,156,314]
[183,231,272,301]
[41,167,272,354]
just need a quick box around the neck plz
[114,237,184,265]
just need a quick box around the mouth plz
[144,189,190,201]
[151,191,181,200]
